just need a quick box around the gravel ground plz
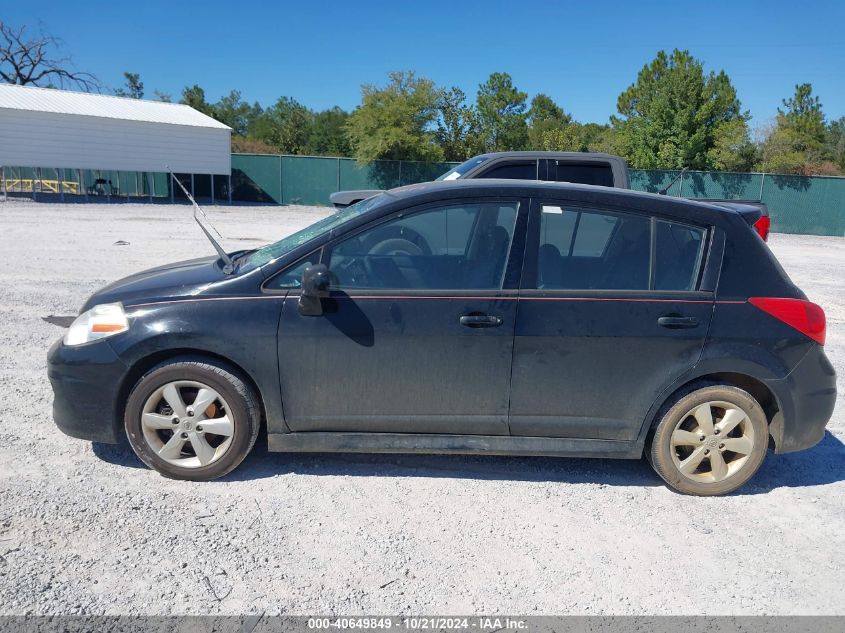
[0,201,843,616]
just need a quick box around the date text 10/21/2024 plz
[306,617,529,631]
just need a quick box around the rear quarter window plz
[654,221,706,291]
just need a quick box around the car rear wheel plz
[649,385,768,496]
[124,360,260,481]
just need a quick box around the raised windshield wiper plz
[167,168,235,274]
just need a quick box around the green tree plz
[307,107,352,156]
[757,84,835,174]
[180,84,215,117]
[827,116,845,171]
[436,86,481,161]
[249,97,314,154]
[708,118,758,171]
[231,136,278,154]
[114,71,143,99]
[781,83,826,143]
[475,72,528,151]
[346,70,444,162]
[612,49,749,170]
[539,122,617,154]
[213,90,262,137]
[527,93,571,150]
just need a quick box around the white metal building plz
[0,83,231,199]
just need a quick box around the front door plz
[276,198,527,435]
[509,200,713,440]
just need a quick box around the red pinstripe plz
[131,295,746,308]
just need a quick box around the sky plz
[4,0,844,129]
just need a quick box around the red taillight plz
[753,215,771,241]
[748,297,826,345]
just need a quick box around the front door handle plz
[460,314,503,328]
[658,316,699,329]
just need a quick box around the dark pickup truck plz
[330,151,771,240]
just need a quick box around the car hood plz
[81,255,226,311]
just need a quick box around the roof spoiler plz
[709,202,763,226]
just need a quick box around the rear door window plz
[533,205,706,291]
[477,162,537,180]
[536,205,650,290]
[554,163,615,187]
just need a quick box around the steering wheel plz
[360,226,432,256]
[336,256,371,287]
[368,238,425,257]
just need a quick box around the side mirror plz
[298,264,331,316]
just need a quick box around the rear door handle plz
[658,316,699,329]
[460,314,503,328]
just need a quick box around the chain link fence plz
[230,154,455,206]
[630,170,845,236]
[231,155,845,236]
[3,156,843,236]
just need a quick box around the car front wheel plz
[649,384,768,496]
[124,359,261,481]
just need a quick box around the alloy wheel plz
[670,400,756,483]
[140,380,235,468]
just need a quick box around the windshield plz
[238,194,389,271]
[435,156,489,181]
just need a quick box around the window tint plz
[266,253,320,289]
[654,221,705,291]
[555,163,615,187]
[536,205,650,290]
[571,211,618,256]
[477,162,537,180]
[328,202,518,290]
[435,156,489,180]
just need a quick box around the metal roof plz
[0,83,230,130]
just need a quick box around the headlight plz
[64,303,130,346]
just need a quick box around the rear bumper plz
[47,337,129,444]
[765,345,837,453]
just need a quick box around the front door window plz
[327,201,519,290]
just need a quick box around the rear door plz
[509,199,714,440]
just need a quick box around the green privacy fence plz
[4,156,843,236]
[231,154,456,205]
[231,154,845,236]
[629,170,845,236]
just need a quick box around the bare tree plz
[0,21,99,91]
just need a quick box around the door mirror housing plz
[298,264,331,316]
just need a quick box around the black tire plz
[124,359,261,481]
[649,384,768,496]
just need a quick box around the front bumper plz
[47,337,129,444]
[765,345,837,453]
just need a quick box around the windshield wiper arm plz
[167,168,234,274]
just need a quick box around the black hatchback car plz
[48,180,836,495]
